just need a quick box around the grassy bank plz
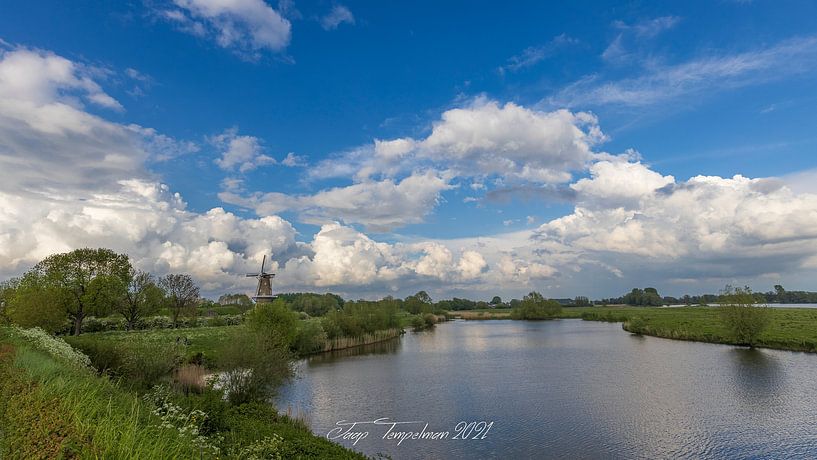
[1,326,366,459]
[449,306,817,353]
[576,306,817,352]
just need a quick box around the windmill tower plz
[246,255,276,303]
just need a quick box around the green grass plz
[0,329,202,459]
[68,325,242,367]
[3,327,367,459]
[570,306,817,352]
[450,305,817,352]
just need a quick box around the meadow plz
[453,305,817,352]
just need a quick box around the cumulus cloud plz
[221,171,452,231]
[534,160,817,280]
[0,46,301,293]
[311,97,606,184]
[161,0,291,57]
[320,5,355,30]
[211,128,276,172]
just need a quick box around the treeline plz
[0,248,203,335]
[601,284,817,306]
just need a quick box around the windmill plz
[246,255,276,303]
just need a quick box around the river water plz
[276,319,817,459]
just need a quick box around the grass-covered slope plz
[0,327,366,459]
[0,327,201,459]
[573,306,817,352]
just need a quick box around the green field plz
[67,324,242,366]
[451,306,817,352]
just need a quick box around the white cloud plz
[534,161,817,279]
[311,97,606,185]
[0,47,301,294]
[321,5,355,30]
[554,35,817,108]
[281,152,307,167]
[614,16,681,38]
[499,34,578,74]
[162,0,291,57]
[211,128,276,172]
[221,171,452,231]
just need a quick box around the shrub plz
[215,331,293,405]
[68,336,183,390]
[293,321,327,355]
[511,292,563,320]
[624,316,647,334]
[720,285,771,346]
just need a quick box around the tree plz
[574,296,590,307]
[490,296,502,306]
[159,274,200,327]
[511,291,562,319]
[6,273,67,333]
[246,298,300,348]
[404,291,432,314]
[719,285,771,347]
[117,269,164,330]
[0,278,20,325]
[26,248,131,335]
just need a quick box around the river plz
[276,319,817,459]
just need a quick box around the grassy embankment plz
[0,326,365,459]
[452,305,817,352]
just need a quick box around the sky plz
[1,0,817,301]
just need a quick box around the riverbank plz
[0,326,364,459]
[576,306,817,353]
[449,306,817,353]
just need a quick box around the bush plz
[511,292,562,320]
[68,336,183,390]
[624,316,647,334]
[293,321,327,355]
[720,286,771,346]
[215,331,293,405]
[246,300,299,348]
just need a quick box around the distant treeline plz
[601,284,817,306]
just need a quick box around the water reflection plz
[728,347,784,402]
[277,320,817,459]
[306,337,402,365]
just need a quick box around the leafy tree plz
[217,293,254,311]
[0,278,20,324]
[511,291,562,319]
[623,287,664,306]
[574,296,591,307]
[6,273,67,333]
[117,269,164,330]
[490,296,502,306]
[24,248,131,335]
[404,291,432,314]
[159,273,200,327]
[720,285,771,346]
[246,298,299,348]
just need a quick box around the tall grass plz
[320,328,402,353]
[0,331,202,459]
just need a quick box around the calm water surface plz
[276,320,817,459]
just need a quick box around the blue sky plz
[1,0,817,300]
